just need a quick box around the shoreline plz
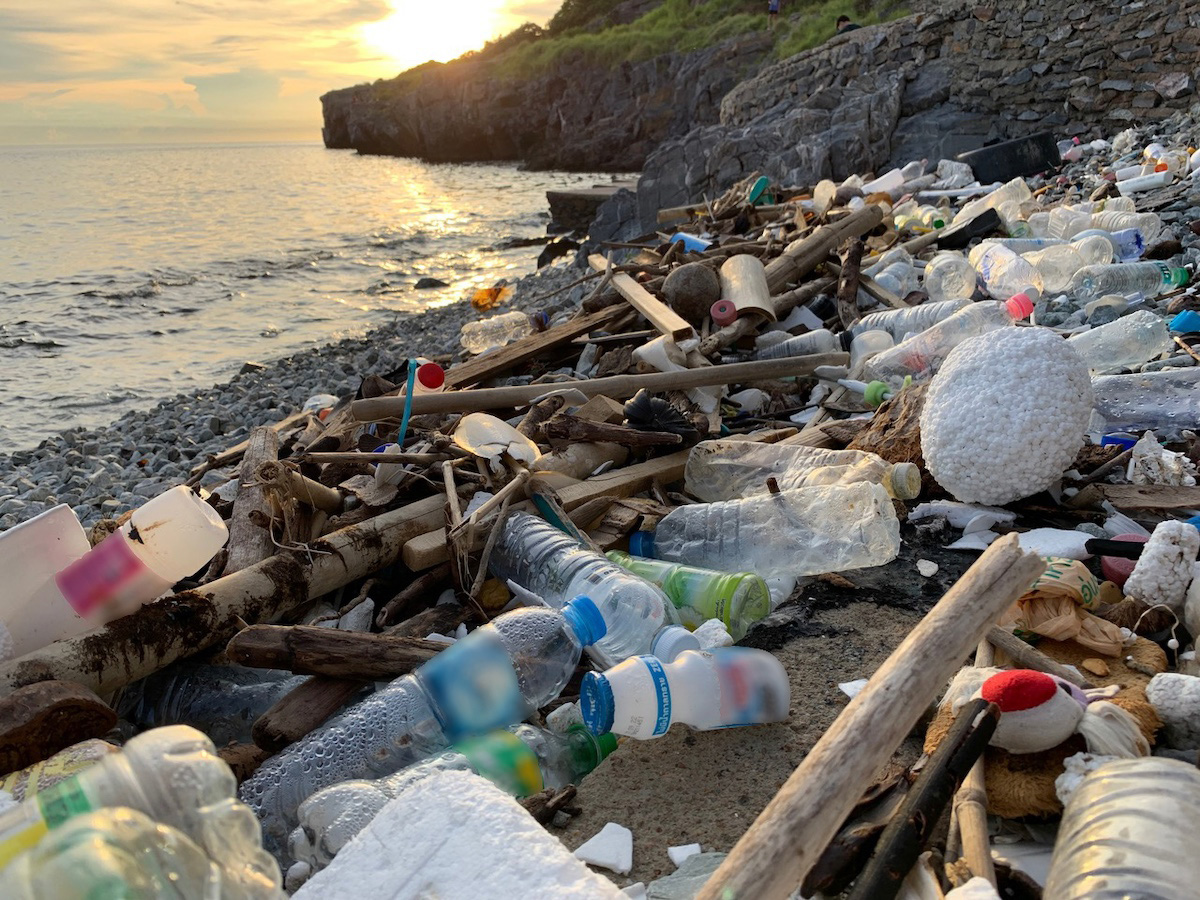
[0,261,591,533]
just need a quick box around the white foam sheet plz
[293,770,625,899]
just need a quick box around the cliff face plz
[320,33,773,171]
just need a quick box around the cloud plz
[184,67,281,116]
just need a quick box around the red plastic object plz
[711,299,737,326]
[1101,533,1149,587]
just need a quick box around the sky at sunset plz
[0,0,560,144]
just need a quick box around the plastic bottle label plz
[54,529,159,616]
[419,632,525,742]
[713,649,791,728]
[0,776,93,869]
[457,731,544,797]
[643,657,673,736]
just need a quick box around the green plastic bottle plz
[607,551,771,640]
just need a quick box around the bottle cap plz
[1005,292,1035,320]
[628,531,656,558]
[1170,310,1200,334]
[580,672,615,735]
[650,625,700,663]
[1168,268,1190,287]
[711,299,738,326]
[562,595,607,648]
[862,380,892,409]
[888,462,922,501]
[594,729,619,760]
[415,362,445,390]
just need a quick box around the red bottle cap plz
[415,362,445,391]
[711,299,737,326]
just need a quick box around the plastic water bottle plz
[0,725,281,895]
[1091,210,1163,245]
[971,244,1044,299]
[754,328,840,360]
[1067,309,1171,373]
[289,724,616,870]
[1047,206,1092,240]
[581,648,791,739]
[459,310,540,354]
[860,294,1035,386]
[239,598,605,850]
[1044,757,1200,899]
[848,330,895,372]
[872,260,919,296]
[605,551,771,639]
[1023,245,1086,293]
[5,806,282,900]
[684,439,921,502]
[951,177,1033,227]
[1091,368,1200,435]
[848,298,972,340]
[1075,227,1145,262]
[1066,262,1188,304]
[489,512,688,668]
[115,664,306,747]
[921,254,977,303]
[631,482,900,580]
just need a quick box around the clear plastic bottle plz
[289,724,616,870]
[971,244,1044,299]
[631,482,901,580]
[1090,210,1163,245]
[921,254,977,303]
[1024,245,1085,293]
[239,599,605,850]
[581,648,791,739]
[754,328,840,360]
[848,330,895,371]
[1091,368,1200,435]
[1044,757,1200,899]
[1069,233,1117,266]
[951,177,1034,227]
[489,512,686,668]
[605,551,771,639]
[1047,206,1092,240]
[860,294,1035,386]
[848,298,973,340]
[459,310,536,354]
[684,440,921,502]
[5,807,280,900]
[1066,309,1171,372]
[0,725,281,896]
[1074,227,1144,262]
[1065,262,1188,304]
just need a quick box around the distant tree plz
[547,0,626,35]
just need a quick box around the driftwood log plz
[221,426,280,576]
[0,681,117,777]
[763,205,885,294]
[227,625,443,680]
[541,415,682,449]
[836,239,865,330]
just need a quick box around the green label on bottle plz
[458,731,544,797]
[36,776,93,828]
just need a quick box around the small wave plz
[0,337,65,350]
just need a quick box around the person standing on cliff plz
[767,0,780,30]
[836,15,861,33]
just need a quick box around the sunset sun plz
[359,0,510,72]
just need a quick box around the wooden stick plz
[448,470,530,542]
[827,260,906,309]
[764,205,884,293]
[227,625,443,679]
[255,461,343,515]
[694,536,1045,900]
[352,354,849,420]
[294,451,445,466]
[376,564,452,628]
[1099,484,1200,509]
[221,426,280,577]
[542,415,682,448]
[985,626,1095,689]
[0,681,117,777]
[955,641,997,887]
[836,239,865,329]
[588,253,695,342]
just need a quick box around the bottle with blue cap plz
[581,648,791,740]
[241,596,606,852]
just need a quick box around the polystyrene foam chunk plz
[945,876,1002,899]
[293,770,624,899]
[693,619,733,650]
[574,822,634,875]
[668,843,702,867]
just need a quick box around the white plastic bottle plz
[0,725,280,895]
[631,482,901,580]
[459,310,536,354]
[860,294,1035,386]
[1069,233,1117,266]
[848,298,973,341]
[1067,309,1171,372]
[1065,262,1188,304]
[754,328,840,360]
[951,177,1033,227]
[921,254,977,303]
[684,440,922,501]
[580,648,791,739]
[489,512,690,667]
[971,243,1044,299]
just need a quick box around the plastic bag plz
[1000,557,1124,656]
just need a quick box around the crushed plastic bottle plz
[951,177,1033,228]
[1090,210,1163,245]
[1091,368,1200,436]
[684,439,921,502]
[848,297,972,340]
[921,254,977,303]
[0,725,281,896]
[631,482,900,580]
[605,551,771,640]
[489,511,688,668]
[459,310,543,354]
[581,648,791,739]
[1067,309,1172,373]
[240,598,605,850]
[970,243,1044,299]
[1066,261,1188,304]
[289,724,616,871]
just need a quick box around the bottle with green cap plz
[1066,261,1188,304]
[289,724,617,870]
[606,551,770,640]
[684,439,922,503]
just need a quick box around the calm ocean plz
[0,142,608,450]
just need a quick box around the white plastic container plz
[581,648,791,739]
[1117,170,1173,195]
[55,487,228,621]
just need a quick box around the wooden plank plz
[588,253,695,343]
[1100,484,1200,509]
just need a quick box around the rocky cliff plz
[320,33,772,171]
[637,0,1200,227]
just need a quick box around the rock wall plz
[637,0,1200,228]
[320,33,773,171]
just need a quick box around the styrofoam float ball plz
[920,327,1093,505]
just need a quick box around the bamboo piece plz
[227,625,443,679]
[698,277,836,358]
[985,626,1095,689]
[694,535,1045,900]
[836,239,865,329]
[221,426,280,576]
[763,205,884,294]
[955,641,997,887]
[719,254,776,321]
[588,253,695,342]
[0,492,451,698]
[255,460,343,515]
[352,354,849,420]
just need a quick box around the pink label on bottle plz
[54,530,150,616]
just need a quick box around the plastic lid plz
[1100,435,1139,450]
[650,625,701,663]
[562,595,607,648]
[1186,514,1200,531]
[1005,292,1035,320]
[862,380,892,409]
[888,462,922,501]
[594,729,618,760]
[1168,267,1190,287]
[711,299,738,327]
[580,672,614,735]
[628,531,656,558]
[415,361,445,390]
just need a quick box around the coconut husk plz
[1096,597,1178,636]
